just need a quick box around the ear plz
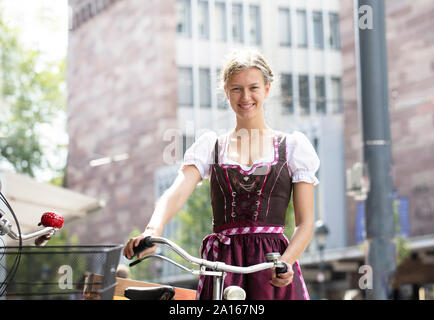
[264,82,271,99]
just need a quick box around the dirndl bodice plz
[196,132,310,300]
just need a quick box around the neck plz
[232,123,272,138]
[234,116,269,132]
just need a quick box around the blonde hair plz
[220,48,274,90]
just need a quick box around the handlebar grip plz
[276,262,288,275]
[132,236,154,257]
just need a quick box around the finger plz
[124,240,133,258]
[270,276,293,287]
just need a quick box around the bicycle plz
[0,187,64,297]
[124,235,288,300]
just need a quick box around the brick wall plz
[66,0,177,244]
[341,0,434,244]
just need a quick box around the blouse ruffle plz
[181,130,320,185]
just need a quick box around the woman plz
[124,49,320,300]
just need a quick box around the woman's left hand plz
[270,262,294,287]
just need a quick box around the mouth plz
[238,103,256,111]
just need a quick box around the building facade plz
[315,0,434,299]
[66,0,178,244]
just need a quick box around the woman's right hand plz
[123,228,160,260]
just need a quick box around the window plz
[315,76,326,114]
[298,75,310,115]
[199,68,211,108]
[329,13,341,49]
[313,11,324,49]
[216,68,228,109]
[232,3,243,43]
[331,77,342,113]
[198,0,209,40]
[249,5,261,45]
[178,67,193,106]
[280,73,293,114]
[182,135,194,155]
[278,8,291,46]
[215,2,226,41]
[176,0,191,38]
[297,10,307,48]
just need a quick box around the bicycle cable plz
[0,191,22,296]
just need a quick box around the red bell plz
[38,212,64,229]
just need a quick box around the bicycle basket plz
[0,245,123,300]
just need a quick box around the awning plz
[0,171,104,243]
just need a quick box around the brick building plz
[341,0,434,246]
[320,0,434,299]
[66,0,178,244]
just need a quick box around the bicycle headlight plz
[223,286,246,300]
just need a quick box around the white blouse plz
[181,130,320,185]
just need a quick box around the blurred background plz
[0,0,433,300]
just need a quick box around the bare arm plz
[124,164,202,259]
[271,182,315,287]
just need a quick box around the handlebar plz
[0,207,61,245]
[130,236,288,276]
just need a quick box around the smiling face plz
[225,67,271,123]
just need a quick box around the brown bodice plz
[210,133,292,229]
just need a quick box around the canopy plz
[0,171,104,242]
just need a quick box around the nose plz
[240,89,250,101]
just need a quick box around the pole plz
[356,0,396,299]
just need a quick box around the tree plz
[0,13,66,181]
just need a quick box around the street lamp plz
[315,220,329,299]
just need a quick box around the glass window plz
[331,77,342,113]
[329,13,341,49]
[232,3,244,43]
[215,2,226,41]
[176,0,191,38]
[216,68,228,109]
[278,8,291,46]
[297,10,307,48]
[280,73,293,114]
[298,75,310,115]
[199,68,211,108]
[182,134,194,155]
[178,67,193,106]
[249,5,261,45]
[313,11,324,49]
[315,76,326,114]
[198,0,209,40]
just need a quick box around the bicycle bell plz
[223,286,246,300]
[265,252,282,264]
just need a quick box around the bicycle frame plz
[129,236,284,300]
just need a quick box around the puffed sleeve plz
[180,131,218,180]
[286,131,320,185]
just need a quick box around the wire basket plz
[0,245,123,300]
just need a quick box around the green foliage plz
[173,180,213,256]
[0,13,66,179]
[393,198,411,266]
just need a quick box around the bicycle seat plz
[124,286,175,300]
